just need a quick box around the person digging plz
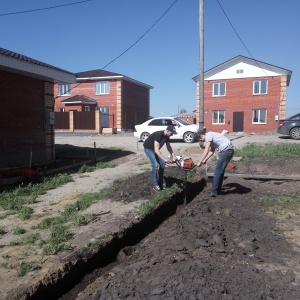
[143,125,177,192]
[196,129,234,197]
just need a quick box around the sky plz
[1,0,300,118]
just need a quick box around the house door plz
[233,112,244,132]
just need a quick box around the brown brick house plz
[54,69,153,131]
[0,48,76,169]
[193,55,292,133]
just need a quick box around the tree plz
[179,108,187,114]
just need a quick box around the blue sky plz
[1,0,299,118]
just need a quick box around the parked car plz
[134,117,199,143]
[277,113,300,140]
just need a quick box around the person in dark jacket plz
[144,125,177,192]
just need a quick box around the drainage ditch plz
[24,178,207,300]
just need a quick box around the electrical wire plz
[0,0,94,17]
[56,0,179,98]
[216,0,269,77]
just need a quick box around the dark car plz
[277,113,300,139]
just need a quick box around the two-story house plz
[54,69,153,131]
[0,48,76,169]
[193,55,292,133]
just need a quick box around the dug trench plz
[60,162,300,299]
[4,156,300,300]
[6,166,206,300]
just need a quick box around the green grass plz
[17,261,41,276]
[0,173,73,218]
[139,185,181,217]
[96,162,117,169]
[234,143,300,159]
[72,213,94,226]
[43,225,73,255]
[18,206,34,220]
[37,216,65,229]
[257,192,300,210]
[78,164,95,173]
[13,226,26,235]
[78,161,117,173]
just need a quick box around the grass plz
[17,261,41,277]
[139,185,181,217]
[13,227,26,235]
[234,143,300,159]
[83,231,110,252]
[79,161,117,173]
[43,225,73,255]
[0,173,73,218]
[257,192,300,212]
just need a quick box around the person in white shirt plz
[197,129,234,197]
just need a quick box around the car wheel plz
[290,127,300,140]
[183,132,195,143]
[141,132,150,142]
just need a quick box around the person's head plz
[197,129,206,142]
[165,125,177,136]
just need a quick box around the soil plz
[1,133,300,300]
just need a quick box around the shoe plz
[153,185,161,192]
[161,182,166,190]
[208,192,218,197]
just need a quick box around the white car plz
[134,117,199,143]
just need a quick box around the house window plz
[58,84,71,96]
[212,110,225,124]
[236,69,243,74]
[253,80,267,95]
[85,106,90,112]
[252,109,267,124]
[58,108,65,112]
[96,81,110,95]
[213,82,226,96]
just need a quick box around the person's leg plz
[144,149,159,187]
[211,150,234,195]
[156,155,166,187]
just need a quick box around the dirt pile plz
[78,173,300,300]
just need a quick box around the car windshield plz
[289,113,300,120]
[173,117,189,125]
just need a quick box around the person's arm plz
[197,141,214,166]
[166,142,177,161]
[154,141,172,163]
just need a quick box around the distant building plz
[54,70,153,131]
[172,111,196,124]
[193,55,292,133]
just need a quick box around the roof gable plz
[193,55,292,85]
[76,69,153,89]
[0,48,76,83]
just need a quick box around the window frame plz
[212,110,225,124]
[95,81,110,95]
[58,84,71,96]
[252,109,267,124]
[253,80,268,95]
[213,82,226,97]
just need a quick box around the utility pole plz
[198,0,204,130]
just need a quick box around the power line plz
[0,0,93,17]
[216,0,269,76]
[57,0,179,98]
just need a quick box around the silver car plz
[134,117,199,143]
[277,113,300,140]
